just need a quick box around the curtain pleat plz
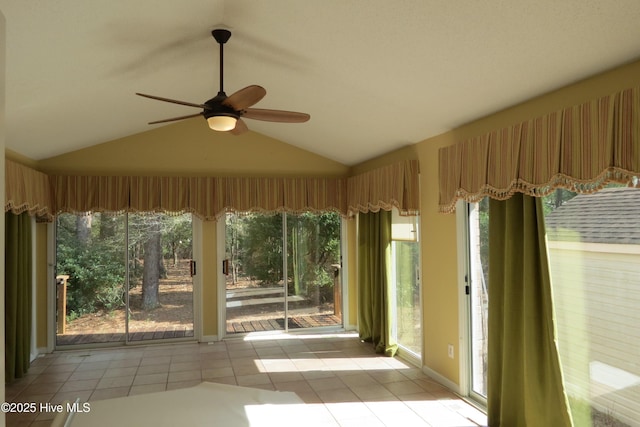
[5,212,33,382]
[439,86,640,212]
[348,160,420,216]
[129,176,191,213]
[357,211,397,356]
[51,175,130,214]
[187,177,224,220]
[487,194,573,427]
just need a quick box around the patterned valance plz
[5,161,417,220]
[48,175,347,219]
[439,86,640,213]
[51,175,131,214]
[5,159,53,220]
[186,176,347,220]
[347,160,420,216]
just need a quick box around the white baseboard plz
[422,365,462,395]
[200,335,219,343]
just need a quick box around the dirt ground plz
[63,262,337,336]
[63,260,194,335]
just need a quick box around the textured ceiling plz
[2,0,640,165]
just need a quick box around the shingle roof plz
[545,187,640,244]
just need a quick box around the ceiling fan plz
[136,29,310,135]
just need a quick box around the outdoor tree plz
[241,213,284,285]
[56,213,126,318]
[226,212,341,303]
[57,212,193,317]
[141,216,162,309]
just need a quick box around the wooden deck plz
[57,286,342,345]
[56,312,342,345]
[56,326,194,346]
[226,313,342,334]
[225,285,343,334]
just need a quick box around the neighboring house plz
[546,187,640,427]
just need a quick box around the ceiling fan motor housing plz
[203,93,240,120]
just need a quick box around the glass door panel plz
[391,240,421,356]
[286,213,343,330]
[468,199,489,398]
[127,213,194,341]
[55,212,126,346]
[225,213,285,334]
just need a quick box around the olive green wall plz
[37,118,348,177]
[200,220,218,337]
[352,58,640,387]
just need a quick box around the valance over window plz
[438,86,640,213]
[5,160,53,221]
[347,159,420,216]
[5,158,418,220]
[5,166,349,220]
[51,175,131,214]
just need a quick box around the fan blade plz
[243,108,310,123]
[229,118,249,135]
[136,93,205,109]
[148,113,202,125]
[223,85,267,110]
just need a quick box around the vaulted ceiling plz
[2,0,640,165]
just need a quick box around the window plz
[390,209,421,358]
[466,188,640,425]
[544,187,640,426]
[467,199,489,400]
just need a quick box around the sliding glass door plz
[55,212,194,346]
[224,212,342,335]
[55,213,127,345]
[390,209,421,358]
[225,213,286,333]
[127,213,195,342]
[467,199,489,400]
[286,213,342,331]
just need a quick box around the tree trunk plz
[142,220,162,310]
[76,214,92,246]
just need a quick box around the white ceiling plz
[2,1,640,166]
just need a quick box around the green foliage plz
[226,212,342,299]
[542,188,578,215]
[288,212,341,298]
[56,212,193,318]
[241,213,284,285]
[394,240,419,309]
[56,213,126,317]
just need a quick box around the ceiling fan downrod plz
[212,29,231,96]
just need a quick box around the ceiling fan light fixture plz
[207,115,237,131]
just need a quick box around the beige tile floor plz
[5,332,487,427]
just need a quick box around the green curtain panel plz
[487,194,573,426]
[5,212,33,382]
[357,211,397,356]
